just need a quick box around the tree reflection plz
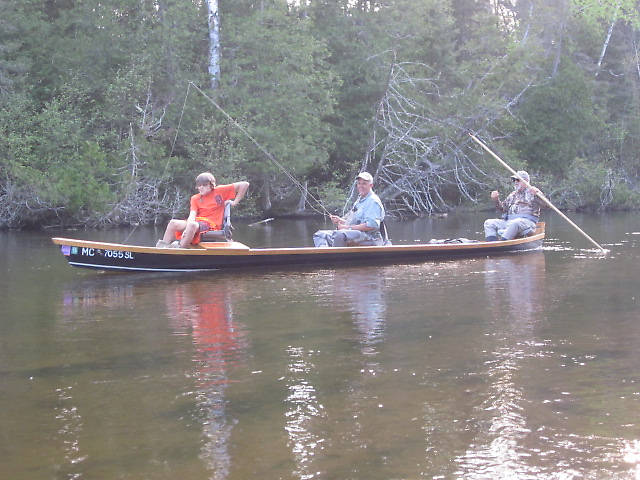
[283,345,327,480]
[166,281,248,480]
[455,253,546,478]
[282,267,389,479]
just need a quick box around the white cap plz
[356,171,373,182]
[510,170,530,183]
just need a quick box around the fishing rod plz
[185,82,333,218]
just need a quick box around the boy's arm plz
[229,181,250,207]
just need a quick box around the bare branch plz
[356,56,536,217]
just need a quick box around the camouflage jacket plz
[496,188,544,221]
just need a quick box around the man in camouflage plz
[484,170,544,241]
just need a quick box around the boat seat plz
[381,220,392,246]
[200,225,233,242]
[199,203,233,242]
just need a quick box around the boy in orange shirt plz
[157,172,250,248]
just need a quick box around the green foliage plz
[572,0,640,29]
[510,63,603,176]
[1,0,640,228]
[314,180,349,214]
[306,1,390,182]
[557,157,640,210]
[224,3,335,166]
[214,1,337,207]
[47,141,114,214]
[609,181,640,209]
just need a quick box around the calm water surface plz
[1,212,639,479]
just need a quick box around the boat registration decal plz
[103,249,135,260]
[76,247,135,260]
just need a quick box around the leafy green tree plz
[306,1,388,184]
[197,0,337,211]
[510,63,602,177]
[3,0,640,227]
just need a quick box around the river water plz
[1,212,639,479]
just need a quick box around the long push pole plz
[469,133,606,253]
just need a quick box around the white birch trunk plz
[262,175,272,211]
[520,3,534,46]
[634,37,640,80]
[595,14,618,77]
[296,181,308,212]
[206,0,221,89]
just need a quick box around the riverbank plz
[3,202,635,232]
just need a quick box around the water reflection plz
[54,278,142,479]
[484,253,546,326]
[61,282,135,315]
[54,385,86,479]
[8,213,640,479]
[166,281,249,480]
[455,253,547,478]
[284,346,326,480]
[283,268,388,479]
[331,268,387,349]
[623,440,640,478]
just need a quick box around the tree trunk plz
[296,181,307,213]
[551,0,568,77]
[634,34,640,80]
[520,2,534,46]
[595,12,619,77]
[262,175,272,211]
[206,0,221,89]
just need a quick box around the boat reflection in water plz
[455,252,547,478]
[166,281,249,480]
[331,268,387,351]
[55,279,140,479]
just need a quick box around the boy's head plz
[196,172,216,188]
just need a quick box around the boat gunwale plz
[52,229,544,257]
[51,238,251,255]
[247,231,544,255]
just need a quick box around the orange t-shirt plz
[190,184,236,229]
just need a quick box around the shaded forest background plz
[1,0,639,229]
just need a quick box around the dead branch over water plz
[364,58,534,217]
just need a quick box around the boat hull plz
[52,224,545,273]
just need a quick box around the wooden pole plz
[469,133,606,252]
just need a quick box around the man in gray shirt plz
[313,172,385,247]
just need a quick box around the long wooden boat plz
[51,223,545,273]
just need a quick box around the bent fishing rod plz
[184,82,334,218]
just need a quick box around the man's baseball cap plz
[356,171,373,182]
[510,170,530,183]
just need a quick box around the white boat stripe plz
[68,262,214,272]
